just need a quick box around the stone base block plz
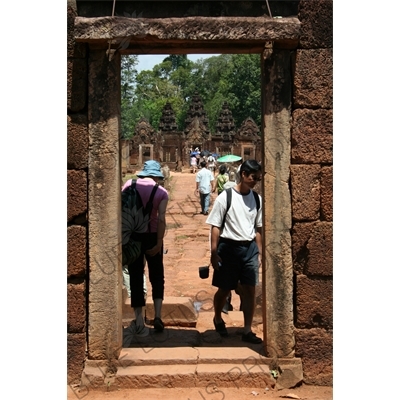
[145,296,197,327]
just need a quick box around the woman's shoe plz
[154,317,164,333]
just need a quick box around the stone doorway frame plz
[80,15,299,365]
[241,145,256,160]
[138,143,153,166]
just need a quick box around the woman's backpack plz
[121,180,159,265]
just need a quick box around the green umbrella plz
[217,154,242,163]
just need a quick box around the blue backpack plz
[121,180,159,265]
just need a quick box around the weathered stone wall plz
[291,0,333,386]
[67,0,89,385]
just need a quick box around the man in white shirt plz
[206,159,263,344]
[195,161,215,215]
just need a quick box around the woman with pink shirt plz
[123,160,169,336]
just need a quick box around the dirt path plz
[68,383,333,400]
[153,169,242,312]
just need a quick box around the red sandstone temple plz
[121,92,261,172]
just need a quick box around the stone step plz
[84,347,302,390]
[123,295,198,328]
[86,308,303,390]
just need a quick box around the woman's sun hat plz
[136,160,165,179]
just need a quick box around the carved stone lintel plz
[74,16,301,49]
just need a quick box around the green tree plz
[223,54,261,128]
[121,53,261,137]
[121,55,138,138]
[134,68,185,131]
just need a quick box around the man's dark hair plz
[200,161,207,168]
[219,165,227,174]
[239,159,262,178]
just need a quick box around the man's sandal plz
[241,331,262,344]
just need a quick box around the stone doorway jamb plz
[262,47,295,358]
[138,143,154,166]
[88,49,123,362]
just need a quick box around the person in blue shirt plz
[195,161,215,215]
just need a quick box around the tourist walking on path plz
[223,170,237,191]
[205,159,263,344]
[195,160,215,215]
[124,160,169,336]
[207,154,216,174]
[190,155,197,173]
[214,165,229,195]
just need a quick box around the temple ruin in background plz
[122,92,261,172]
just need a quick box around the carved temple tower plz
[158,102,182,164]
[183,92,211,152]
[129,117,158,167]
[235,117,262,161]
[213,101,236,156]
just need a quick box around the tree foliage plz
[121,55,138,138]
[120,54,261,139]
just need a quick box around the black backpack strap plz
[143,183,159,232]
[252,190,260,212]
[252,190,260,228]
[220,188,232,232]
[144,183,159,215]
[149,183,159,202]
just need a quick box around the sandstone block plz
[67,3,87,58]
[67,225,87,278]
[294,328,333,386]
[67,333,86,385]
[67,170,87,222]
[320,166,333,221]
[296,275,332,329]
[307,222,333,276]
[145,296,197,327]
[87,50,122,360]
[290,165,320,221]
[299,0,333,48]
[68,282,86,333]
[291,222,316,275]
[68,114,89,170]
[67,58,87,112]
[75,16,301,45]
[294,49,333,108]
[291,109,333,164]
[275,361,304,390]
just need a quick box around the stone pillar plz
[120,139,130,174]
[261,48,295,358]
[88,49,122,365]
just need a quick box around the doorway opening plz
[120,52,264,348]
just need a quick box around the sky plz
[136,54,220,72]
